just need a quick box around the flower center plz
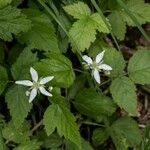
[90,62,99,69]
[33,81,40,89]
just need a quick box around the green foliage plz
[92,128,109,146]
[11,47,38,80]
[0,0,150,149]
[64,1,109,51]
[110,117,142,150]
[128,48,150,84]
[5,86,32,128]
[19,9,59,53]
[0,0,11,8]
[43,96,81,149]
[110,76,137,114]
[0,6,31,41]
[35,52,75,88]
[75,88,116,118]
[2,121,30,143]
[0,66,8,95]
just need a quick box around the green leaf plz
[0,6,31,41]
[0,0,11,8]
[5,86,32,128]
[92,128,109,146]
[64,2,109,52]
[14,140,42,150]
[108,11,126,40]
[75,88,116,118]
[104,47,125,77]
[11,47,38,80]
[65,138,93,150]
[110,76,137,114]
[35,53,75,88]
[63,2,91,19]
[128,48,150,84]
[111,117,142,150]
[43,97,81,149]
[0,65,8,95]
[19,9,59,53]
[120,0,150,26]
[2,121,30,143]
[0,127,5,150]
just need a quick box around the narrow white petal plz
[93,69,101,84]
[29,88,37,103]
[95,50,105,63]
[99,64,112,71]
[40,76,54,84]
[15,80,33,86]
[30,67,38,82]
[39,86,52,97]
[82,55,93,65]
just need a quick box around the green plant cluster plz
[0,0,150,150]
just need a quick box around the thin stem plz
[116,0,150,42]
[30,120,43,135]
[91,0,121,52]
[82,121,106,127]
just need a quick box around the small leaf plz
[14,139,42,150]
[128,48,150,84]
[5,86,32,128]
[19,9,59,53]
[108,11,126,40]
[11,47,38,80]
[43,96,81,149]
[75,88,116,118]
[63,2,91,19]
[0,65,8,95]
[110,76,137,114]
[2,121,30,143]
[35,52,75,88]
[0,6,31,41]
[110,117,142,150]
[92,128,109,146]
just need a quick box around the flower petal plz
[40,76,54,84]
[29,88,37,103]
[99,64,112,71]
[15,80,33,86]
[30,67,38,82]
[82,55,93,65]
[93,69,101,84]
[95,50,105,63]
[39,86,52,97]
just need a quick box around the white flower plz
[82,50,112,84]
[15,67,54,103]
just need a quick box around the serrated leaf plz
[0,0,11,8]
[5,86,32,128]
[35,53,75,88]
[11,47,38,80]
[111,117,142,150]
[14,139,42,150]
[110,76,137,114]
[0,65,8,95]
[63,2,91,19]
[75,88,116,118]
[0,6,31,41]
[65,138,93,150]
[19,9,59,53]
[120,0,150,26]
[43,97,81,149]
[2,121,30,144]
[128,48,150,84]
[64,2,109,52]
[108,11,126,40]
[92,128,109,146]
